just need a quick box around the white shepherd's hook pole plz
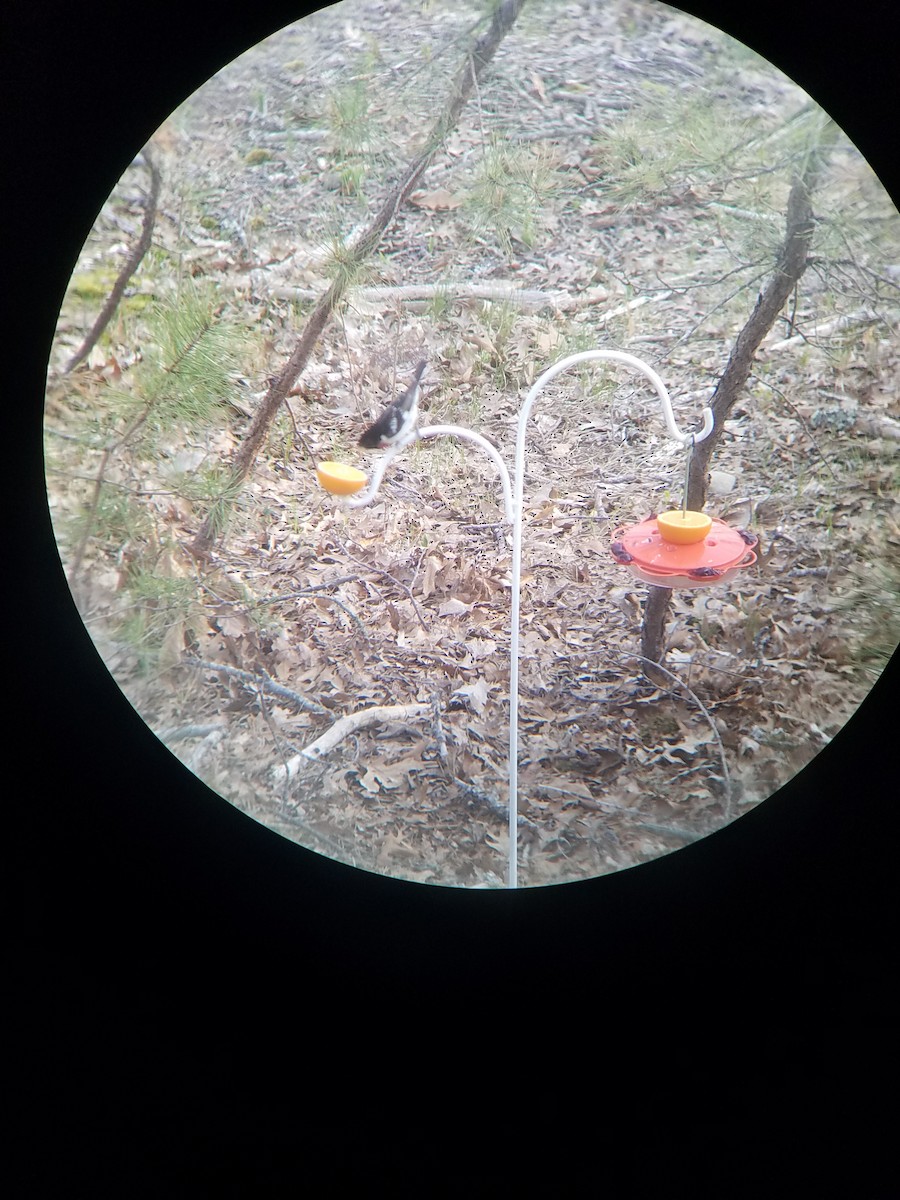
[506,350,714,888]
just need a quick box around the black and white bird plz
[358,360,427,450]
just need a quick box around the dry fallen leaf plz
[357,767,381,795]
[452,678,490,715]
[439,597,470,617]
[530,72,547,103]
[411,188,464,211]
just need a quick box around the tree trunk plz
[190,0,526,557]
[65,151,161,374]
[639,122,838,677]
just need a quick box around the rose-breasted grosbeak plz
[358,360,427,449]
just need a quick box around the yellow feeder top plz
[316,461,368,496]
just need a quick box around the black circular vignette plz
[6,0,896,1171]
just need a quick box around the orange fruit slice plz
[316,461,368,495]
[656,509,712,545]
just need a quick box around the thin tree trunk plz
[640,122,839,678]
[65,151,161,374]
[190,0,526,556]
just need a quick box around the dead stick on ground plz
[269,283,567,308]
[750,374,838,483]
[190,0,526,556]
[65,150,161,374]
[185,656,328,716]
[430,692,449,764]
[275,702,430,776]
[267,283,642,316]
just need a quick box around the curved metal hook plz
[345,425,513,522]
[517,349,713,455]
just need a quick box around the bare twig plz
[66,397,155,584]
[750,374,838,482]
[309,592,371,643]
[275,702,430,775]
[270,800,359,865]
[534,784,630,813]
[268,282,580,309]
[613,649,733,819]
[252,579,371,637]
[455,777,537,827]
[185,656,328,716]
[767,307,880,350]
[183,725,228,773]
[260,577,378,642]
[341,548,431,632]
[258,574,368,602]
[254,676,297,798]
[158,722,227,742]
[633,822,701,844]
[65,151,161,373]
[430,692,449,764]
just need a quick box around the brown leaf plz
[466,637,498,659]
[452,678,490,714]
[357,767,381,795]
[217,613,253,638]
[537,328,561,354]
[439,597,470,617]
[421,555,442,599]
[411,188,464,211]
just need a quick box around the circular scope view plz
[45,0,899,887]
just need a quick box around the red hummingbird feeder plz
[611,509,758,589]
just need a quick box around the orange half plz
[656,509,712,545]
[316,461,368,495]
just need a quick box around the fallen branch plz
[633,821,701,844]
[275,702,430,776]
[767,307,880,350]
[455,777,537,827]
[270,801,359,865]
[258,574,371,601]
[185,656,328,716]
[430,692,449,764]
[309,593,370,642]
[190,0,526,556]
[592,290,672,322]
[256,586,370,642]
[158,722,227,743]
[65,150,161,373]
[854,412,900,440]
[534,784,630,814]
[267,282,613,312]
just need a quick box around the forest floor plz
[45,0,899,887]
